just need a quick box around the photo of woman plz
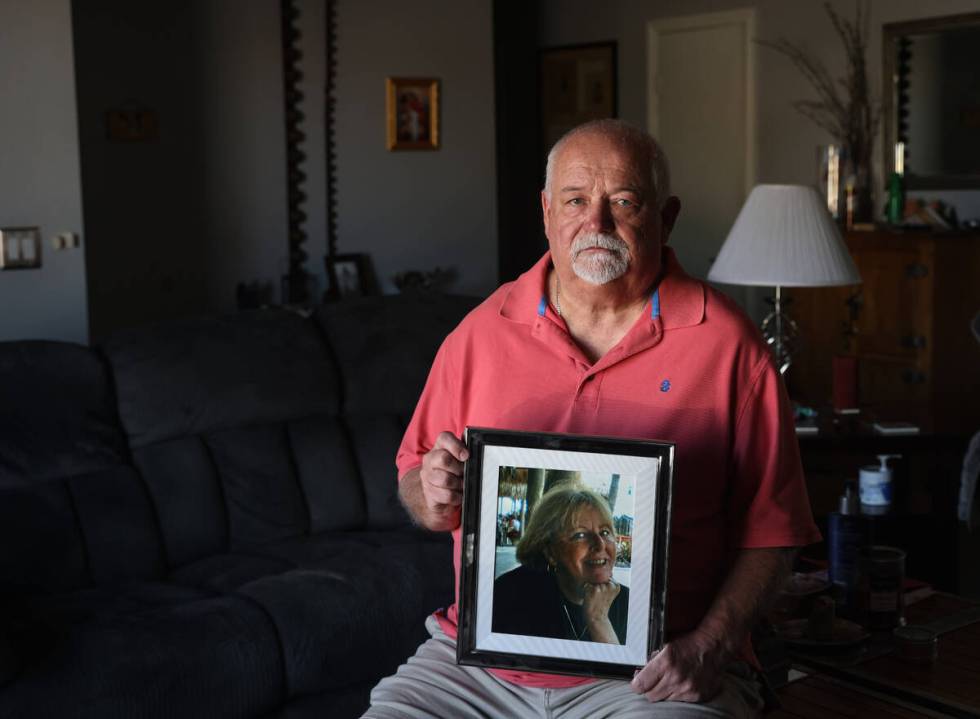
[491,477,632,645]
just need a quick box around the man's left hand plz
[630,629,728,703]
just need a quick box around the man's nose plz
[585,199,615,233]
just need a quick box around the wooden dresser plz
[787,229,980,432]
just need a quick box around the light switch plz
[51,231,79,250]
[0,227,42,269]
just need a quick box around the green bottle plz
[887,172,904,225]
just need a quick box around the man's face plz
[542,133,674,288]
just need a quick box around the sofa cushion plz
[314,294,479,529]
[0,583,283,719]
[0,466,164,595]
[0,341,128,484]
[0,480,87,593]
[66,465,165,584]
[103,310,366,565]
[237,531,452,697]
[314,293,479,417]
[102,309,340,448]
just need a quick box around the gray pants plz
[363,616,764,718]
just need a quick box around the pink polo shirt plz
[397,248,821,687]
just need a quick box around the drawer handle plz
[901,369,927,384]
[905,263,929,279]
[900,334,927,349]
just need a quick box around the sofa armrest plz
[0,622,22,686]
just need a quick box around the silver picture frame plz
[457,427,674,680]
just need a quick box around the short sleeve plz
[395,335,461,481]
[727,356,822,549]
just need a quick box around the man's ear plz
[541,190,552,236]
[660,196,681,243]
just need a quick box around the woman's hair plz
[516,484,615,569]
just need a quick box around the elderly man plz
[364,119,820,718]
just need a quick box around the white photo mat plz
[474,444,660,667]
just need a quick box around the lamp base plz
[760,288,799,375]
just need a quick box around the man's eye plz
[614,198,634,207]
[600,528,612,537]
[571,531,587,540]
[566,198,584,206]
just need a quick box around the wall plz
[538,0,980,312]
[0,0,88,344]
[327,0,498,296]
[74,0,496,343]
[196,0,289,313]
[74,0,289,340]
[73,0,209,341]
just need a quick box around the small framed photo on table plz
[457,428,674,680]
[325,253,369,300]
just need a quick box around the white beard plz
[570,232,631,285]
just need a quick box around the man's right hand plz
[399,432,469,531]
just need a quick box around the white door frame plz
[646,9,757,197]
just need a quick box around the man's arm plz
[631,546,793,703]
[398,431,469,532]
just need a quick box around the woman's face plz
[549,506,616,586]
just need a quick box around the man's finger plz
[631,650,667,694]
[426,486,462,508]
[424,468,463,491]
[427,449,465,475]
[433,431,469,462]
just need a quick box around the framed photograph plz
[540,42,617,150]
[386,77,440,150]
[325,253,369,300]
[457,427,673,680]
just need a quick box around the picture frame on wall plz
[457,427,674,680]
[386,77,440,150]
[539,42,617,150]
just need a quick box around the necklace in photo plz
[562,601,588,640]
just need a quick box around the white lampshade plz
[708,184,861,287]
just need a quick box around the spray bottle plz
[828,480,868,617]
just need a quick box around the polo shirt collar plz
[498,246,705,332]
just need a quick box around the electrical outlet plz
[0,227,42,270]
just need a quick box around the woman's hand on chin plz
[583,580,621,644]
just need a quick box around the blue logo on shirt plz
[660,379,671,392]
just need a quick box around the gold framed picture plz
[540,42,617,150]
[386,77,440,150]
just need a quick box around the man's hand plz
[630,629,728,702]
[631,547,793,704]
[398,432,469,531]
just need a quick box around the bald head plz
[544,119,671,209]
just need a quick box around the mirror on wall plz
[883,13,980,189]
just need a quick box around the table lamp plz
[707,184,861,374]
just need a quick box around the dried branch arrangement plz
[759,1,881,173]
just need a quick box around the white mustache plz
[571,232,629,258]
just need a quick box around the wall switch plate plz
[0,227,42,270]
[51,231,80,250]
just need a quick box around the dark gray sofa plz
[0,294,479,718]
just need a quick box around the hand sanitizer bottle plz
[860,454,901,513]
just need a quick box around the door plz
[647,10,756,312]
[0,0,88,343]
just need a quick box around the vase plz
[817,144,846,222]
[818,144,873,227]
